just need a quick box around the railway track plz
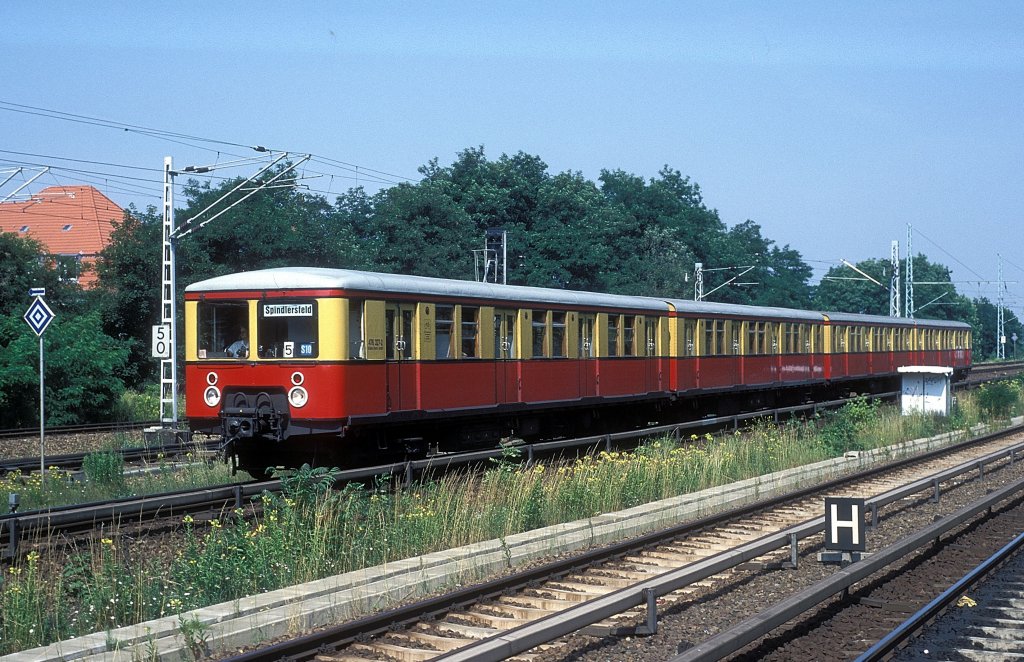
[0,437,220,476]
[0,420,160,440]
[670,479,1024,661]
[963,359,1024,385]
[215,425,1024,662]
[873,526,1024,661]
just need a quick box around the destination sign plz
[263,303,313,317]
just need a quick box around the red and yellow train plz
[183,267,972,475]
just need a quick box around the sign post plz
[23,288,55,487]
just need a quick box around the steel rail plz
[670,477,1024,662]
[855,526,1024,661]
[0,420,160,439]
[0,439,220,475]
[223,424,1024,662]
[0,479,278,558]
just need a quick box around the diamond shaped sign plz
[24,297,55,336]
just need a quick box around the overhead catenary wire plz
[0,99,418,187]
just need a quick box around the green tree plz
[520,171,618,291]
[0,231,83,316]
[813,258,891,315]
[366,179,477,278]
[0,310,129,427]
[971,297,1023,361]
[95,206,162,386]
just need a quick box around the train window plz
[532,310,547,358]
[579,315,595,357]
[258,300,318,359]
[436,305,455,359]
[623,316,635,357]
[832,325,845,352]
[786,324,800,354]
[494,310,516,359]
[730,322,740,355]
[385,306,414,360]
[746,322,758,355]
[608,315,620,357]
[198,301,249,359]
[644,318,657,356]
[348,299,365,359]
[461,307,479,358]
[551,312,567,358]
[705,319,727,356]
[682,319,696,356]
[852,326,865,352]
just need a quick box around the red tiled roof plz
[0,185,124,286]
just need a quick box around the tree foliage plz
[0,310,129,427]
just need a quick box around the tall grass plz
[0,384,1014,654]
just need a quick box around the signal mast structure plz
[159,152,310,426]
[473,228,507,284]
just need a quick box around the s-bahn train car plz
[183,267,972,476]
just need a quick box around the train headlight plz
[288,386,308,408]
[206,372,218,386]
[290,371,304,386]
[203,385,221,407]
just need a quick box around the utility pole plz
[997,254,1006,360]
[890,241,900,317]
[159,157,177,425]
[694,263,703,301]
[905,224,914,319]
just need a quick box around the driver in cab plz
[226,327,249,358]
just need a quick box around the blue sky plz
[3,2,1023,317]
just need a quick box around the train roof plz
[825,311,970,329]
[186,267,971,329]
[665,298,823,322]
[185,267,671,312]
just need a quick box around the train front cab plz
[184,293,348,473]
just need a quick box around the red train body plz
[183,268,972,475]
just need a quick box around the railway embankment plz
[10,418,1019,662]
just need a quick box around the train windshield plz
[258,300,319,359]
[198,301,249,359]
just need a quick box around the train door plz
[385,303,416,411]
[643,317,660,391]
[494,309,518,404]
[578,314,597,397]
